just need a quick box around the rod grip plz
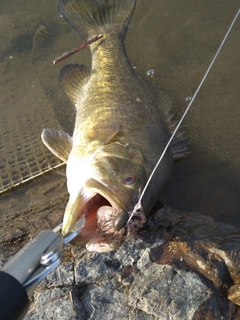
[0,271,29,320]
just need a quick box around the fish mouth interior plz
[72,192,119,245]
[82,193,111,216]
[70,188,146,248]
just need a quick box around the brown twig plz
[53,34,103,64]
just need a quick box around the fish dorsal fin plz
[158,91,191,160]
[86,123,120,145]
[59,64,90,106]
[41,128,73,162]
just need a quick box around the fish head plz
[62,142,147,252]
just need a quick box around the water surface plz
[0,0,239,227]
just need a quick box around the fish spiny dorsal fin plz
[59,64,90,106]
[158,91,191,160]
[58,0,137,41]
[41,128,73,162]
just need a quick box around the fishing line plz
[127,8,240,225]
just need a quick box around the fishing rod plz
[127,8,240,225]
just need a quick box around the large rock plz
[0,174,239,319]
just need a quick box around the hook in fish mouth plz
[62,179,146,252]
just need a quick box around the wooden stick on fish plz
[53,34,103,64]
[127,7,240,226]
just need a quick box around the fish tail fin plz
[58,0,137,41]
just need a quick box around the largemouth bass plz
[42,0,188,252]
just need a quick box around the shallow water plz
[0,0,239,227]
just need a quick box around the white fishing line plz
[127,8,240,225]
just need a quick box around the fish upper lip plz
[84,178,124,212]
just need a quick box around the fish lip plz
[84,177,125,212]
[62,178,125,241]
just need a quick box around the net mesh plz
[0,77,64,193]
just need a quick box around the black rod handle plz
[0,271,29,320]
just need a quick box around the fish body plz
[42,0,188,252]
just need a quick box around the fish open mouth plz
[79,192,127,246]
[62,184,127,250]
[62,179,147,252]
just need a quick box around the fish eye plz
[124,175,135,185]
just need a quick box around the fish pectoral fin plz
[171,136,191,160]
[59,64,90,106]
[87,123,120,145]
[157,90,191,160]
[41,128,73,162]
[103,127,120,145]
[158,90,175,131]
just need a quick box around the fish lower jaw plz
[86,237,122,252]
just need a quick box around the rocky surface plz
[0,172,239,319]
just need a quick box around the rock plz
[129,264,208,319]
[0,179,240,319]
[22,227,239,319]
[228,284,240,307]
[24,238,210,320]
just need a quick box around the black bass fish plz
[42,0,188,252]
